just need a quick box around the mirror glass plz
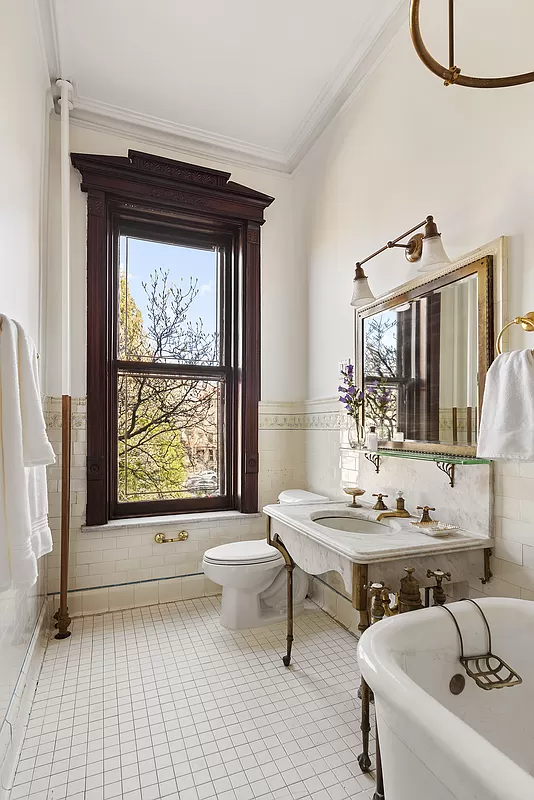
[361,273,480,446]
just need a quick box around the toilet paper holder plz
[154,531,189,544]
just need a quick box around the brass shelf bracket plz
[480,547,493,585]
[364,452,381,474]
[436,461,455,488]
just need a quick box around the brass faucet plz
[417,505,436,524]
[369,566,424,620]
[425,568,452,606]
[376,491,411,521]
[372,493,388,511]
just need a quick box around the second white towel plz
[477,349,534,460]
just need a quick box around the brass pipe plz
[266,517,294,666]
[410,0,534,88]
[448,0,454,71]
[55,395,72,639]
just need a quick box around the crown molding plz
[284,0,407,171]
[40,0,408,176]
[35,0,61,80]
[66,97,292,176]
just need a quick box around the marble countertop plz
[263,501,493,564]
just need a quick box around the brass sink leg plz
[352,562,370,632]
[266,517,295,667]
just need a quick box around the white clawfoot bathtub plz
[358,598,534,800]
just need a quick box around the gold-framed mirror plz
[355,255,494,456]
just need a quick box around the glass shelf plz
[341,446,489,465]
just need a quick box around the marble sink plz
[311,512,391,535]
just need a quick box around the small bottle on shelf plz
[366,425,378,452]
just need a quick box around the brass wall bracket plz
[364,452,380,473]
[480,547,493,585]
[436,461,455,487]
[154,531,189,544]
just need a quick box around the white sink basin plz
[311,513,390,534]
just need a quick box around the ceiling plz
[40,0,406,172]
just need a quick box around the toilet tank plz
[278,489,329,505]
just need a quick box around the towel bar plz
[496,311,534,354]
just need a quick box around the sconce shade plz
[350,271,376,308]
[417,232,451,272]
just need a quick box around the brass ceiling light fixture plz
[410,0,534,88]
[350,215,450,309]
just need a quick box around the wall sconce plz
[350,215,451,309]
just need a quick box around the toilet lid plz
[203,540,284,566]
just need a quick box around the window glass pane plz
[119,235,220,364]
[118,372,224,502]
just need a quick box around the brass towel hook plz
[496,311,534,355]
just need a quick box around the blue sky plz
[120,235,218,337]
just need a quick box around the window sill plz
[82,510,263,534]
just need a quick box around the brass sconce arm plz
[355,216,433,273]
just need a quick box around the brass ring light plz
[410,0,534,89]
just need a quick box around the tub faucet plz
[376,491,411,521]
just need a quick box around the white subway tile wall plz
[44,399,308,613]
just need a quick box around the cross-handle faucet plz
[376,491,411,521]
[425,568,452,606]
[369,582,398,623]
[417,505,436,524]
[372,493,389,511]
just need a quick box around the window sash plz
[110,224,235,519]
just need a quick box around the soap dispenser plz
[366,425,378,452]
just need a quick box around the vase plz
[347,417,365,449]
[376,421,390,442]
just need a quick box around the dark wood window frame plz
[71,150,274,526]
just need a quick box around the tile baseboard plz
[0,600,49,800]
[48,573,221,617]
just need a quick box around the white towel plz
[477,349,534,460]
[0,315,55,590]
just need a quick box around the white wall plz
[295,6,534,600]
[0,0,51,787]
[46,120,308,402]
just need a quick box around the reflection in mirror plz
[362,273,479,446]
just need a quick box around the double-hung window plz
[72,150,273,525]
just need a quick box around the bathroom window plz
[75,149,273,525]
[115,228,230,515]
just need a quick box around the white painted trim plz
[35,0,61,80]
[0,601,49,799]
[69,98,291,175]
[40,0,408,176]
[286,0,407,172]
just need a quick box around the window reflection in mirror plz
[362,273,479,446]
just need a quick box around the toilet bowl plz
[202,489,329,629]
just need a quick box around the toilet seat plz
[203,540,284,567]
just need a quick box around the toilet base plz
[219,586,303,630]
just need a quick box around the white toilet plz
[202,489,329,629]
